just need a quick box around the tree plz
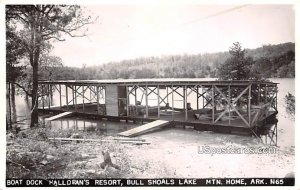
[218,42,256,80]
[285,92,295,120]
[6,22,27,129]
[6,5,93,127]
[39,55,63,80]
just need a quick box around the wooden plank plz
[111,137,146,142]
[118,120,169,137]
[119,141,150,145]
[48,137,102,142]
[45,112,73,121]
[48,137,149,144]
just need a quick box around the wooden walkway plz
[118,120,170,137]
[45,112,73,121]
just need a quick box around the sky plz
[50,4,295,67]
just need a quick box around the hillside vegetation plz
[46,42,295,80]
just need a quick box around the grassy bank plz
[6,127,174,179]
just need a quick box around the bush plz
[285,92,295,120]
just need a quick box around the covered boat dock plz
[37,79,278,135]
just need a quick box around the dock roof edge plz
[38,78,278,86]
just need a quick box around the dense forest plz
[47,42,295,80]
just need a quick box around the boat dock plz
[37,79,278,135]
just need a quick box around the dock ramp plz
[118,120,170,137]
[45,112,73,121]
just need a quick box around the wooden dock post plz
[82,86,85,113]
[48,84,51,110]
[89,86,92,103]
[212,85,215,124]
[184,85,187,121]
[126,86,129,117]
[50,84,53,107]
[228,85,231,125]
[97,86,100,114]
[248,84,252,125]
[135,86,137,105]
[275,87,278,111]
[59,84,62,109]
[202,87,205,109]
[145,85,148,118]
[166,87,169,105]
[183,87,186,110]
[65,85,69,110]
[157,85,160,119]
[42,85,45,110]
[72,85,74,109]
[75,86,77,111]
[264,84,267,104]
[257,84,260,103]
[172,85,174,121]
[196,86,199,110]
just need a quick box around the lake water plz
[8,78,295,149]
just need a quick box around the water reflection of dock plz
[38,79,278,136]
[257,122,278,146]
